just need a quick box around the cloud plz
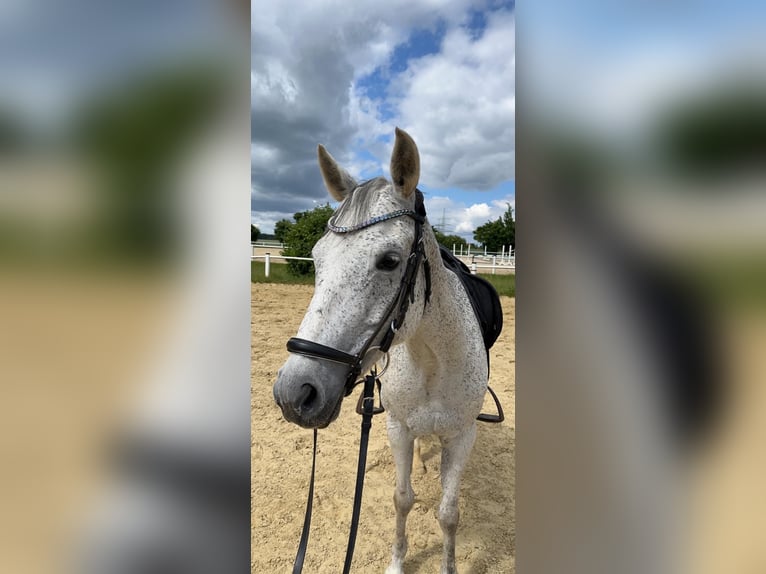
[425,193,514,242]
[250,1,515,234]
[394,10,516,189]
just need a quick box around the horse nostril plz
[298,383,318,411]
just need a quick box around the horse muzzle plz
[272,362,346,429]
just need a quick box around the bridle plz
[285,191,431,398]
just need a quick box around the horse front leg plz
[385,417,415,574]
[438,423,477,574]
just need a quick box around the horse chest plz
[382,374,481,436]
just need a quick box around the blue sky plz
[251,1,515,240]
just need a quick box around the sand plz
[251,283,515,573]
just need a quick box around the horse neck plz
[410,225,465,345]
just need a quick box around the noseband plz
[286,191,431,397]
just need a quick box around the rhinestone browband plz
[327,209,423,234]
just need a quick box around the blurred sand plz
[0,273,171,574]
[251,283,515,573]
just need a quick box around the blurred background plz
[4,0,766,572]
[517,2,766,573]
[0,1,250,573]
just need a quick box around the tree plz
[473,204,514,252]
[251,224,260,242]
[433,228,467,250]
[282,204,334,275]
[501,204,515,249]
[273,219,292,244]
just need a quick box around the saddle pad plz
[439,246,503,352]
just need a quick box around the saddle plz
[438,246,503,367]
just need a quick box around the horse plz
[272,128,489,574]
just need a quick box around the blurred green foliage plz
[73,64,225,262]
[0,111,30,154]
[656,86,766,179]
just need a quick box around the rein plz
[292,371,379,574]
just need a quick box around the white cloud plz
[251,1,515,224]
[425,193,514,242]
[465,202,492,219]
[250,142,280,165]
[394,9,515,189]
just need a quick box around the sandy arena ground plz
[251,283,515,573]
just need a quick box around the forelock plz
[331,177,392,227]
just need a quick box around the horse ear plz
[390,127,420,198]
[318,145,357,202]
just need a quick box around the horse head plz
[273,128,428,428]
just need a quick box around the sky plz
[250,0,516,240]
[0,0,228,130]
[3,0,761,243]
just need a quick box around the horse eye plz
[376,252,401,271]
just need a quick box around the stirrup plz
[477,385,504,423]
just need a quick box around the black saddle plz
[439,246,503,363]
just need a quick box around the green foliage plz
[282,204,334,275]
[474,204,515,252]
[251,224,260,242]
[273,219,292,244]
[433,228,467,250]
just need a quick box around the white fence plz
[251,253,313,277]
[252,251,514,278]
[451,243,515,261]
[251,241,285,249]
[469,255,516,274]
